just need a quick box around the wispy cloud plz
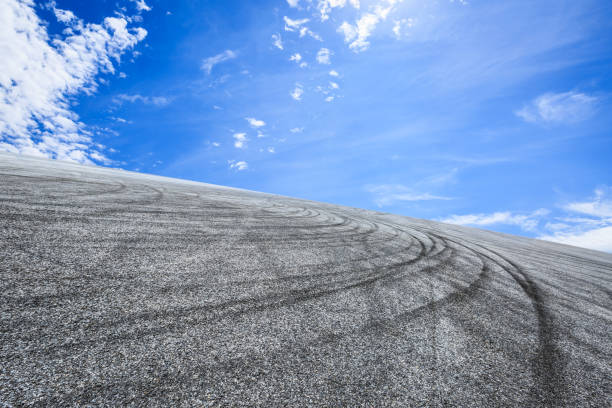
[290,84,304,101]
[114,94,171,107]
[393,18,413,39]
[540,227,612,253]
[317,0,361,21]
[440,209,549,232]
[338,0,401,52]
[129,0,151,12]
[539,187,612,252]
[287,0,300,8]
[0,0,147,164]
[366,184,453,207]
[440,187,612,253]
[317,48,333,64]
[272,33,283,50]
[228,160,248,171]
[283,16,309,32]
[329,70,340,77]
[516,91,597,124]
[290,127,303,133]
[201,50,237,74]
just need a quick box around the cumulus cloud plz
[233,133,248,149]
[338,0,402,52]
[516,91,598,124]
[287,0,300,7]
[329,70,340,77]
[228,160,248,171]
[290,53,302,63]
[201,50,237,74]
[245,117,266,128]
[272,33,283,50]
[317,48,333,64]
[0,0,147,164]
[366,184,453,207]
[290,84,304,101]
[441,209,549,232]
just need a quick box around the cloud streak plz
[516,91,597,124]
[201,50,237,74]
[440,209,549,232]
[366,184,453,207]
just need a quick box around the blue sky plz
[1,0,612,251]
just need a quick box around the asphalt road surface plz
[1,152,611,407]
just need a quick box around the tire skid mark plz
[434,234,569,407]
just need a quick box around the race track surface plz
[1,153,611,407]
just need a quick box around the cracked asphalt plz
[1,152,611,407]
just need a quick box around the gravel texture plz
[1,152,611,407]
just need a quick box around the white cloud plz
[284,16,321,40]
[290,127,303,133]
[114,94,170,106]
[299,61,308,68]
[439,187,612,253]
[337,0,402,52]
[129,0,151,12]
[538,187,612,252]
[329,70,340,77]
[440,209,549,232]
[245,117,266,128]
[393,18,413,39]
[272,33,283,50]
[539,227,612,253]
[233,132,248,149]
[287,0,300,7]
[228,160,248,171]
[330,81,339,89]
[212,142,220,147]
[201,50,237,74]
[290,53,302,63]
[0,0,147,164]
[366,184,453,207]
[564,188,612,218]
[290,84,304,101]
[284,16,309,32]
[325,96,335,102]
[51,5,76,23]
[317,0,360,21]
[516,91,597,124]
[317,48,333,64]
[267,146,275,153]
[300,27,323,41]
